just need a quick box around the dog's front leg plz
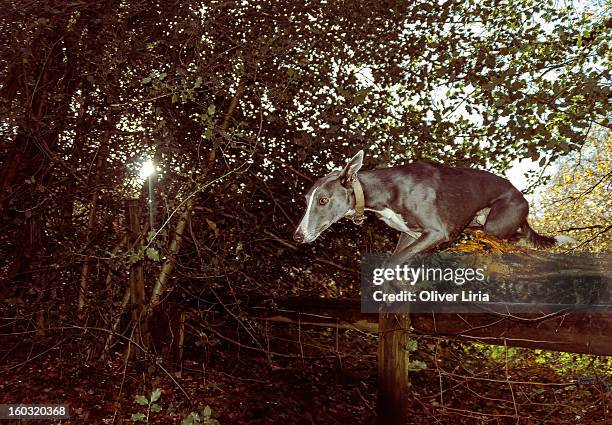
[389,229,450,266]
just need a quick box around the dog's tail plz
[523,223,576,248]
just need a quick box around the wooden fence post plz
[378,312,410,425]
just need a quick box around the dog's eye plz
[318,197,329,206]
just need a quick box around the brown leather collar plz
[350,175,365,225]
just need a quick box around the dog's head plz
[293,151,364,243]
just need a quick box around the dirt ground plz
[1,324,609,424]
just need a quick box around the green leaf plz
[129,253,142,264]
[183,413,199,425]
[150,388,162,403]
[135,395,149,406]
[146,247,160,261]
[194,77,202,88]
[202,406,212,419]
[131,413,146,421]
[142,76,152,84]
[408,360,427,371]
[150,403,162,413]
[207,104,216,115]
[406,339,418,352]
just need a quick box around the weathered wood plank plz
[249,297,612,355]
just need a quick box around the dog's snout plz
[293,232,304,244]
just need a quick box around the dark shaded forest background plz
[1,0,610,423]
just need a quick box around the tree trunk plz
[78,153,105,311]
[127,200,148,356]
[147,198,193,315]
[77,122,117,312]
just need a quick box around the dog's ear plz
[339,150,364,187]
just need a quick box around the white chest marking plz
[367,208,422,238]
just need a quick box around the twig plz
[567,224,612,251]
[263,230,358,274]
[190,322,336,360]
